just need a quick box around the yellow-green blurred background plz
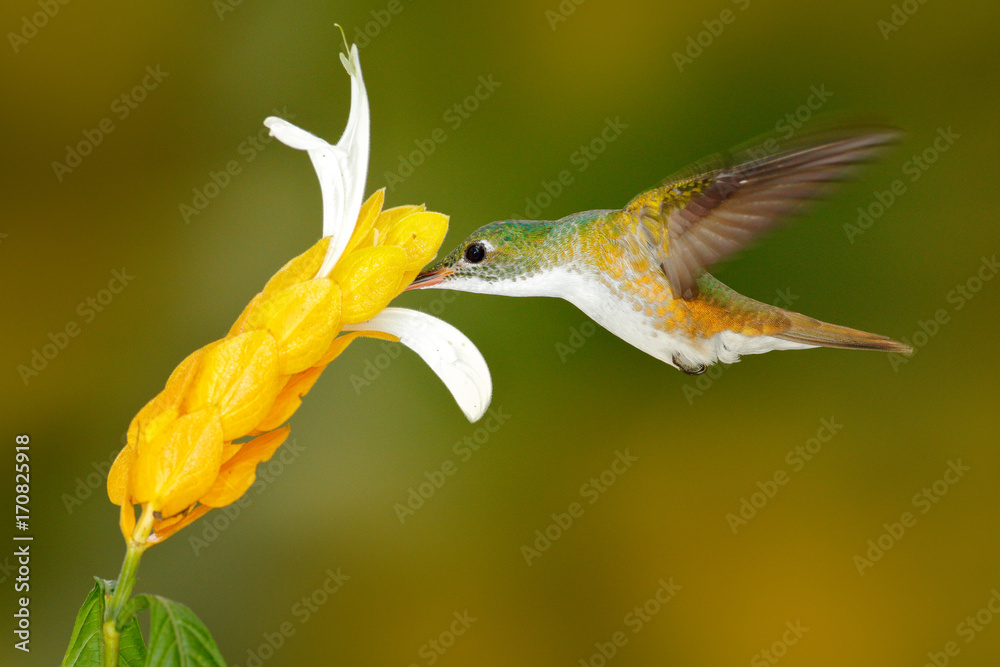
[2,0,999,665]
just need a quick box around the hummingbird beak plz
[406,266,454,290]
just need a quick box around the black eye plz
[464,242,487,264]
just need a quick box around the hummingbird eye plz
[464,242,487,264]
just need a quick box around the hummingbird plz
[407,125,912,374]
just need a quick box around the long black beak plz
[406,266,454,291]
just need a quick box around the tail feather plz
[775,311,912,353]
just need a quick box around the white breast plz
[434,267,813,371]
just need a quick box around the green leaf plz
[117,612,148,667]
[61,579,105,666]
[62,578,146,667]
[138,595,226,666]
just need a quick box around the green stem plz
[103,506,153,667]
[101,619,119,667]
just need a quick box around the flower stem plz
[101,619,119,667]
[103,506,154,667]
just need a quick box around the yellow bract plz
[383,211,449,272]
[333,246,407,323]
[130,406,225,519]
[370,204,425,246]
[184,331,283,441]
[256,279,343,374]
[200,427,290,507]
[107,187,449,545]
[106,441,133,507]
[315,330,399,367]
[345,188,386,253]
[254,365,325,433]
[260,237,331,300]
[229,293,263,338]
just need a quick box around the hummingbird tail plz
[774,312,913,354]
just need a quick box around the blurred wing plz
[626,124,901,299]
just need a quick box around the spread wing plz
[626,124,901,299]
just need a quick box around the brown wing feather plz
[626,125,901,299]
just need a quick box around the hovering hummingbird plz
[408,125,912,374]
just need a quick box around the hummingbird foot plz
[672,353,706,375]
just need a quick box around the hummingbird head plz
[408,219,563,296]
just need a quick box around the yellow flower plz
[108,44,491,546]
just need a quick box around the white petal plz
[344,308,493,422]
[264,43,370,278]
[262,117,329,151]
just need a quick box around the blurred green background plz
[2,0,999,665]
